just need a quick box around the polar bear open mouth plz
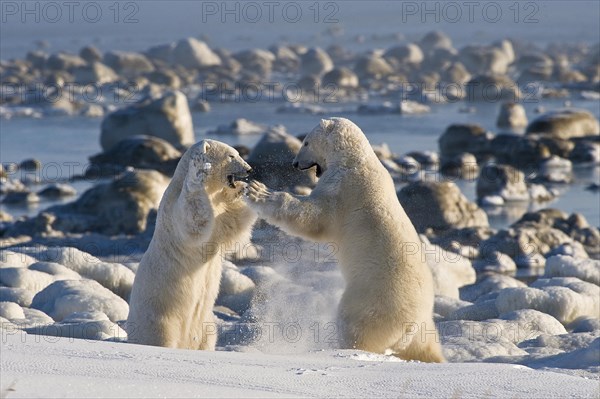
[299,163,323,177]
[227,172,249,188]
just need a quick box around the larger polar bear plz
[246,118,445,362]
[128,139,256,349]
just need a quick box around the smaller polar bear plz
[127,140,256,349]
[246,118,445,362]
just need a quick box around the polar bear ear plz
[200,141,211,154]
[320,119,336,134]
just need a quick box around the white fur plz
[246,118,445,362]
[127,140,256,349]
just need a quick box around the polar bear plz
[127,139,256,349]
[246,118,445,362]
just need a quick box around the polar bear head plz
[200,139,252,191]
[172,139,252,195]
[293,117,373,176]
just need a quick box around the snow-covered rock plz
[100,90,194,151]
[25,311,127,341]
[460,274,526,303]
[30,280,129,323]
[496,277,600,324]
[14,247,134,298]
[423,239,476,299]
[544,255,600,285]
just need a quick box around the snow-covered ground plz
[1,332,598,399]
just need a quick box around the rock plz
[89,135,181,176]
[438,124,492,160]
[269,45,300,72]
[25,311,127,341]
[100,90,194,151]
[448,299,498,321]
[423,239,476,299]
[25,51,48,69]
[398,181,489,233]
[300,48,333,76]
[480,225,582,268]
[173,38,221,69]
[50,170,169,235]
[145,69,181,89]
[441,62,471,85]
[145,43,175,63]
[384,43,424,65]
[233,49,274,77]
[357,101,430,115]
[211,118,266,135]
[2,191,40,204]
[216,264,256,315]
[79,46,102,63]
[434,296,472,318]
[31,280,129,323]
[476,164,529,202]
[72,62,118,84]
[192,98,211,113]
[420,31,454,54]
[19,159,41,171]
[0,287,34,307]
[497,102,528,129]
[45,52,86,71]
[37,184,77,199]
[545,256,600,285]
[489,133,573,168]
[460,45,512,75]
[472,251,517,273]
[526,109,600,139]
[103,51,154,78]
[496,278,599,324]
[460,273,526,303]
[440,153,479,180]
[353,55,394,80]
[466,74,521,102]
[247,126,317,191]
[569,141,600,164]
[322,67,359,89]
[539,156,572,183]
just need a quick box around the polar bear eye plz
[229,155,235,161]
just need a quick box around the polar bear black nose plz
[292,161,299,169]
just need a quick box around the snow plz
[1,332,598,399]
[1,242,598,397]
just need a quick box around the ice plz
[545,255,600,285]
[30,280,129,323]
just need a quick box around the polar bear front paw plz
[187,152,210,186]
[245,180,272,203]
[222,181,248,200]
